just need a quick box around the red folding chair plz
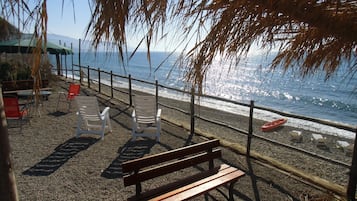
[56,83,81,111]
[3,96,29,129]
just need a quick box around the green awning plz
[0,38,73,55]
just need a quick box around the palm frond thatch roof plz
[86,0,356,92]
[2,1,356,92]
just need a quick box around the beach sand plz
[7,77,353,200]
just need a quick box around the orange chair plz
[3,96,29,128]
[56,83,81,111]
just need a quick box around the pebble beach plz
[7,77,354,200]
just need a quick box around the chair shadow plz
[48,111,69,117]
[101,139,156,179]
[23,137,99,176]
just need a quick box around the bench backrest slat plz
[122,139,220,173]
[123,149,221,186]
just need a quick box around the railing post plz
[71,43,74,81]
[65,54,68,79]
[129,74,132,106]
[98,68,101,93]
[247,100,254,157]
[78,39,81,81]
[347,127,357,201]
[56,54,60,76]
[87,66,90,88]
[190,87,195,136]
[110,70,113,98]
[72,64,74,81]
[155,80,159,111]
[79,65,82,84]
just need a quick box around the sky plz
[9,0,257,53]
[46,0,92,40]
[43,0,184,52]
[3,0,174,52]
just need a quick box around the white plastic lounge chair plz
[311,134,325,142]
[75,96,112,139]
[336,140,350,149]
[336,140,353,156]
[311,133,327,148]
[289,130,302,143]
[132,95,161,141]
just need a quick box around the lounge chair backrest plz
[3,96,23,118]
[131,95,161,141]
[133,95,157,124]
[67,83,81,100]
[56,83,81,111]
[76,96,101,120]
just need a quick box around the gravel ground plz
[7,78,353,201]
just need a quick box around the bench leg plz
[228,180,238,201]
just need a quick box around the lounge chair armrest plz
[132,110,136,118]
[19,103,28,108]
[101,107,110,116]
[156,108,162,118]
[19,103,29,112]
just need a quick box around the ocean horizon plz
[51,51,356,139]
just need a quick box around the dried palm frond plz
[84,0,356,94]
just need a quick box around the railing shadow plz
[217,157,301,201]
[101,138,156,179]
[246,156,261,201]
[23,137,99,176]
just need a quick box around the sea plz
[51,51,357,139]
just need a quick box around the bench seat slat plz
[122,139,220,172]
[149,164,242,201]
[127,166,221,201]
[124,149,221,186]
[159,168,245,201]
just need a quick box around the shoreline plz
[82,75,356,151]
[191,97,356,139]
[92,74,356,137]
[95,77,355,160]
[67,50,357,127]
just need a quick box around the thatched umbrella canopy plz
[1,1,356,91]
[85,0,357,93]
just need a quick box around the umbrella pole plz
[56,53,61,76]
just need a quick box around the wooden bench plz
[122,139,245,201]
